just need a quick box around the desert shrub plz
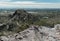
[16,24,29,32]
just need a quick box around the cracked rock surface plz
[0,24,60,41]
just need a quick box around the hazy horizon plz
[0,0,59,9]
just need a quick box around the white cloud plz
[0,1,60,8]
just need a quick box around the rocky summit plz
[0,24,60,41]
[11,9,38,22]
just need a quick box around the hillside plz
[0,9,40,35]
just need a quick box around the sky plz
[0,0,60,8]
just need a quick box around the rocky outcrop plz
[11,9,38,22]
[0,24,60,41]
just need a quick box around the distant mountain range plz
[0,8,60,12]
